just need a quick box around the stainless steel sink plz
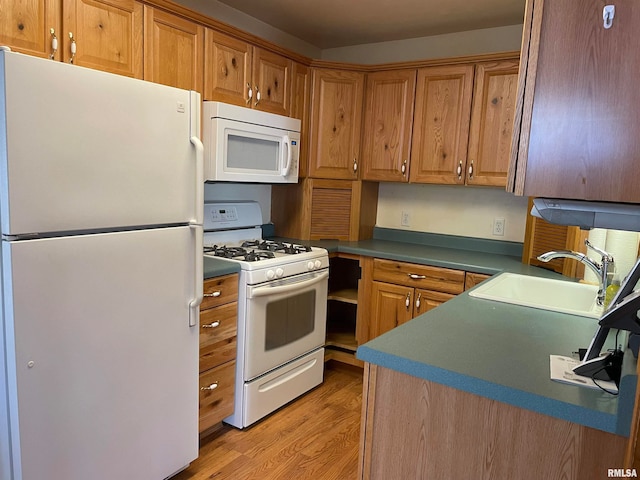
[468,272,603,318]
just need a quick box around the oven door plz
[243,269,328,380]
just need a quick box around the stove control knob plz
[314,260,322,269]
[307,261,315,270]
[275,268,284,278]
[266,270,275,280]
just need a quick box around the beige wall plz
[321,24,523,64]
[377,184,529,242]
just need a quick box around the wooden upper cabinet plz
[0,0,61,60]
[251,47,292,115]
[143,6,203,92]
[204,29,292,115]
[409,65,474,184]
[361,69,417,182]
[510,0,640,202]
[466,60,519,186]
[292,62,311,178]
[308,68,365,180]
[62,0,143,78]
[204,29,251,105]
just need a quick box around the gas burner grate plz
[258,241,313,254]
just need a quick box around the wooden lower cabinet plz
[199,274,238,433]
[464,272,491,290]
[359,364,626,480]
[369,259,463,338]
[199,361,236,433]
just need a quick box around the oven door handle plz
[248,271,329,298]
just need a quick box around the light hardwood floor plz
[173,363,363,480]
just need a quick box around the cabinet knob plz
[457,161,462,179]
[408,273,426,280]
[468,160,474,179]
[405,293,411,310]
[401,159,407,175]
[200,382,219,391]
[68,32,76,64]
[415,292,422,312]
[246,83,253,103]
[201,321,220,328]
[254,85,261,106]
[49,28,58,60]
[353,158,358,173]
[603,5,615,29]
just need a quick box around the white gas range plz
[203,201,328,428]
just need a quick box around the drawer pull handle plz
[201,382,218,391]
[408,274,426,280]
[204,291,222,297]
[202,321,220,329]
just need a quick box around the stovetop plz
[204,240,314,262]
[203,235,329,277]
[202,201,328,282]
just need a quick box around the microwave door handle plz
[248,271,328,298]
[281,135,292,177]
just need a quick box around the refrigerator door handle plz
[190,135,204,225]
[189,224,203,327]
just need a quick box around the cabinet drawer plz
[372,259,464,295]
[200,303,238,372]
[199,361,236,433]
[202,274,238,310]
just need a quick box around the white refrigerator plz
[0,49,204,480]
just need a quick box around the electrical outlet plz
[401,211,411,227]
[493,217,505,236]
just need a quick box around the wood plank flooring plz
[173,363,363,480]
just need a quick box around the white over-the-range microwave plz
[202,101,301,183]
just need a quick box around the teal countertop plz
[203,256,240,279]
[357,289,636,436]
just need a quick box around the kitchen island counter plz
[357,287,637,436]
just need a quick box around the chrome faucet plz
[537,239,615,307]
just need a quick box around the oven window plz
[227,135,279,172]
[265,290,316,350]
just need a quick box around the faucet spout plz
[536,241,615,307]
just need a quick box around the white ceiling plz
[214,0,526,49]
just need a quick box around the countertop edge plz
[357,345,623,435]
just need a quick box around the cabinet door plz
[143,6,203,92]
[510,0,640,202]
[361,69,416,182]
[292,62,311,178]
[308,68,364,179]
[252,47,292,116]
[0,0,61,60]
[204,28,252,105]
[409,65,474,184]
[62,0,143,78]
[466,60,519,186]
[413,289,454,316]
[464,272,491,291]
[370,281,413,338]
